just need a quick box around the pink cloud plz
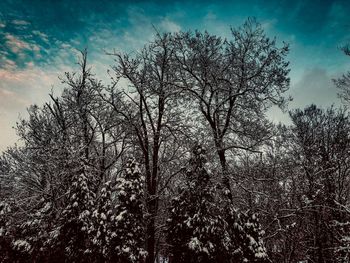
[3,59,16,70]
[4,33,41,54]
[0,66,64,151]
[5,34,31,53]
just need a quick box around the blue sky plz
[0,0,350,150]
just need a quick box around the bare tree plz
[288,105,350,263]
[0,51,128,261]
[334,45,350,103]
[107,33,189,263]
[172,18,290,202]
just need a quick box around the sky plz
[0,0,350,151]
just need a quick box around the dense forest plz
[1,19,350,263]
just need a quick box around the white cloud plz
[261,18,278,32]
[266,67,343,124]
[4,33,41,55]
[32,30,49,43]
[26,61,34,67]
[11,19,30,26]
[4,33,31,53]
[0,66,65,152]
[204,11,217,21]
[60,43,71,49]
[288,68,340,109]
[2,59,16,70]
[159,18,181,33]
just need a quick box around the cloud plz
[159,18,181,33]
[267,67,343,124]
[11,19,30,26]
[289,68,340,109]
[0,87,29,110]
[121,7,157,50]
[261,18,278,31]
[32,30,49,43]
[4,33,31,53]
[0,66,65,152]
[3,33,40,59]
[204,11,216,21]
[1,58,16,70]
[0,33,44,69]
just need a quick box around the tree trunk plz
[146,197,157,263]
[217,148,233,202]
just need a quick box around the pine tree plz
[15,199,54,262]
[57,164,96,262]
[0,198,56,262]
[227,210,268,263]
[243,212,268,262]
[0,200,16,262]
[110,158,146,263]
[91,180,114,262]
[167,146,228,263]
[167,146,269,263]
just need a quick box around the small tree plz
[167,146,269,263]
[0,200,16,262]
[230,211,268,262]
[57,164,96,262]
[110,158,146,263]
[167,146,227,263]
[14,199,54,262]
[91,180,114,262]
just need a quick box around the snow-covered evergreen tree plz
[0,198,56,262]
[109,158,146,263]
[15,199,53,261]
[243,212,268,261]
[167,146,269,263]
[0,200,16,262]
[167,146,228,263]
[57,164,96,262]
[226,210,268,263]
[90,180,114,261]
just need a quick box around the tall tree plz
[56,164,96,262]
[0,51,127,262]
[167,146,227,263]
[173,18,290,201]
[90,180,113,261]
[110,158,146,263]
[289,105,350,262]
[107,32,189,263]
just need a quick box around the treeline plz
[1,19,350,263]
